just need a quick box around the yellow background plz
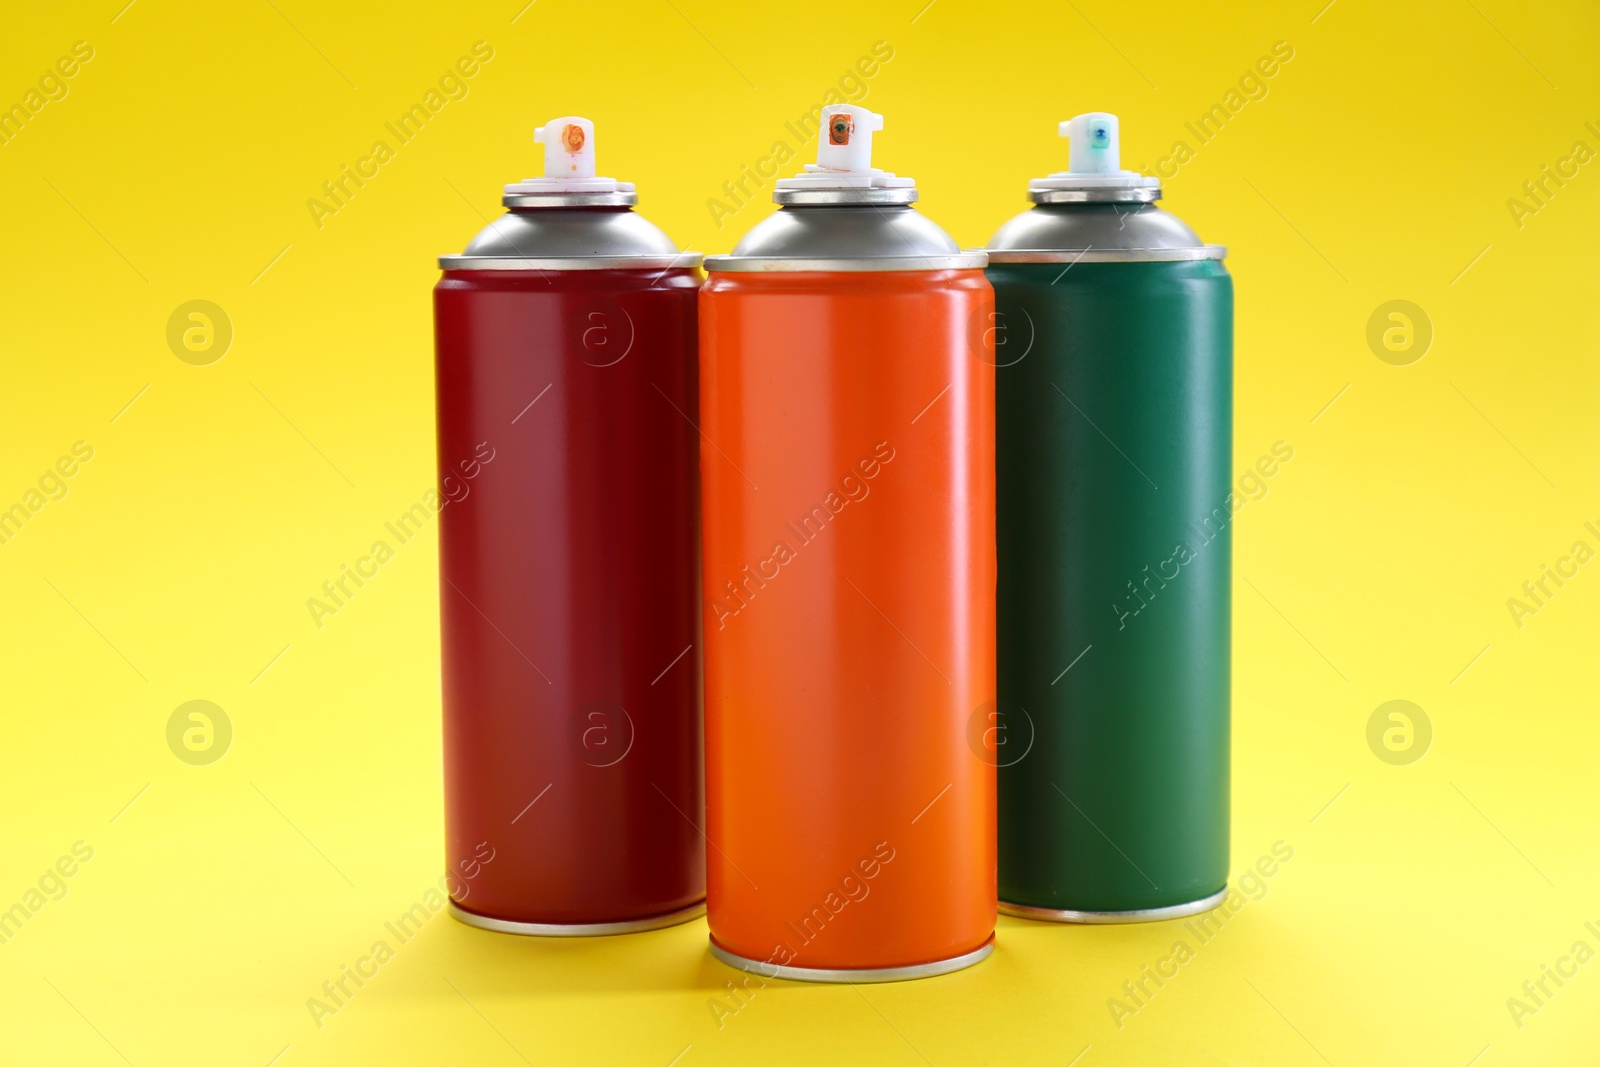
[2,0,1597,1063]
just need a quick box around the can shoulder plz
[453,207,680,259]
[727,205,961,260]
[985,204,1208,252]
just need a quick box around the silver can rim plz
[502,191,639,208]
[773,188,919,206]
[981,246,1227,263]
[438,252,704,271]
[999,886,1229,925]
[708,935,994,983]
[448,899,706,936]
[1030,187,1162,204]
[704,252,987,273]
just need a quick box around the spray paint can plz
[983,113,1233,922]
[700,105,996,981]
[433,117,705,934]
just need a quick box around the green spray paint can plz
[982,113,1232,922]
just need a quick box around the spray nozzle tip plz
[534,116,595,178]
[1029,110,1159,199]
[504,115,635,198]
[1061,112,1121,174]
[772,105,914,197]
[816,104,885,170]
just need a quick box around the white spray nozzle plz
[775,105,914,194]
[507,115,633,197]
[1029,111,1159,196]
[816,105,884,171]
[534,116,596,178]
[1062,113,1120,174]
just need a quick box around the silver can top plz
[704,205,985,272]
[440,208,700,271]
[706,104,983,272]
[981,112,1225,264]
[438,116,701,271]
[983,202,1226,263]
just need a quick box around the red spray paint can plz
[433,117,705,934]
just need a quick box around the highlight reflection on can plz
[700,105,996,982]
[983,113,1233,923]
[433,117,706,935]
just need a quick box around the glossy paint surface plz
[990,258,1234,913]
[433,266,704,925]
[699,268,996,971]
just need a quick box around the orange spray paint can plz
[699,105,996,982]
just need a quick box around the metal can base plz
[708,935,994,984]
[999,886,1229,925]
[448,899,706,937]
